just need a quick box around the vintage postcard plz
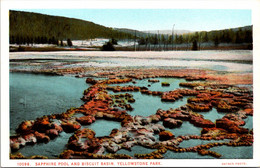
[1,0,260,167]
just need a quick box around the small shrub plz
[102,42,115,51]
[18,45,25,51]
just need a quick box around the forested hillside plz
[9,10,252,49]
[137,26,252,46]
[9,10,134,45]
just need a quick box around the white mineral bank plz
[9,50,252,72]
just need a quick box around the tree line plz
[137,26,252,47]
[10,35,74,46]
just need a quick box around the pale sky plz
[13,9,251,31]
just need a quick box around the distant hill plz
[114,28,152,37]
[143,30,193,35]
[143,26,252,35]
[115,28,193,37]
[9,10,252,47]
[209,25,252,32]
[116,26,252,41]
[9,10,134,44]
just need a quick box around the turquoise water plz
[164,150,213,159]
[164,144,253,159]
[158,121,202,137]
[210,146,253,159]
[107,77,189,116]
[82,120,122,137]
[167,121,202,137]
[108,78,186,92]
[198,108,226,122]
[9,73,253,159]
[11,131,72,158]
[10,72,89,131]
[179,139,230,148]
[116,145,155,157]
[147,78,187,92]
[242,116,253,130]
[129,92,188,116]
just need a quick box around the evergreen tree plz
[10,35,15,44]
[168,35,173,44]
[235,31,242,43]
[67,38,73,47]
[214,36,219,47]
[109,38,118,45]
[192,40,198,50]
[245,30,252,43]
[150,35,158,45]
[174,34,178,44]
[178,35,183,44]
[202,32,209,42]
[138,37,147,45]
[161,35,166,45]
[194,32,199,41]
[224,30,231,43]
